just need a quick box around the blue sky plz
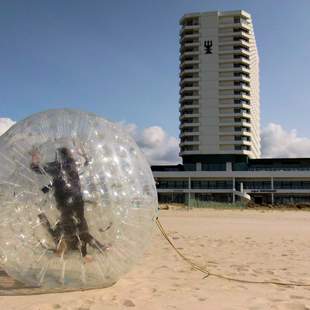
[0,0,310,141]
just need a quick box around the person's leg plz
[38,213,61,245]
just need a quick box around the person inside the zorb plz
[30,145,111,262]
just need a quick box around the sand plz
[1,208,310,309]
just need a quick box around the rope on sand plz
[155,217,310,287]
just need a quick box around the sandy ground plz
[1,208,310,309]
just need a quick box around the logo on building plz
[204,40,213,54]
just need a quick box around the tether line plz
[155,217,310,287]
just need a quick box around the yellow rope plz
[155,217,310,287]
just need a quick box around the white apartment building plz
[179,10,260,159]
[152,10,310,205]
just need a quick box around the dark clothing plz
[30,148,98,256]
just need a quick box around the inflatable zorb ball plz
[0,109,158,290]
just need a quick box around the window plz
[234,45,249,51]
[235,145,251,151]
[234,99,250,105]
[191,180,232,189]
[181,136,199,142]
[234,72,250,78]
[181,145,199,151]
[234,135,251,141]
[157,179,189,189]
[233,63,250,69]
[234,90,250,96]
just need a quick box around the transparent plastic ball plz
[0,109,158,290]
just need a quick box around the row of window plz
[233,27,250,34]
[234,54,249,60]
[181,126,199,133]
[234,17,249,24]
[233,63,249,69]
[234,108,250,114]
[156,180,310,190]
[156,180,232,189]
[181,135,199,142]
[234,98,250,105]
[234,45,249,51]
[235,145,251,151]
[181,90,199,96]
[234,117,250,123]
[234,72,250,78]
[235,126,251,132]
[234,80,250,87]
[182,19,199,26]
[233,36,249,42]
[180,108,199,116]
[234,89,250,96]
[235,135,251,141]
[180,29,199,38]
[181,117,199,123]
[180,145,199,151]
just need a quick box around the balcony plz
[180,78,199,87]
[179,131,200,137]
[220,140,252,146]
[180,60,199,70]
[219,110,250,118]
[219,92,251,100]
[180,68,199,77]
[218,20,251,30]
[219,64,250,73]
[180,141,200,147]
[180,33,199,44]
[219,118,251,127]
[179,121,200,128]
[219,129,251,136]
[180,42,199,53]
[180,50,199,61]
[219,45,250,54]
[179,113,199,120]
[218,84,250,91]
[219,30,251,39]
[218,38,250,47]
[219,75,250,83]
[219,57,250,66]
[180,86,199,95]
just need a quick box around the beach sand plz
[1,208,310,309]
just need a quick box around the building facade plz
[179,10,260,159]
[152,158,310,205]
[152,10,310,205]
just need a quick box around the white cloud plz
[4,116,310,162]
[124,121,310,162]
[120,122,181,165]
[0,118,15,136]
[262,123,310,158]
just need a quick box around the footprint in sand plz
[197,297,207,301]
[123,299,136,307]
[290,295,306,300]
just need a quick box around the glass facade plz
[236,180,271,189]
[156,179,188,189]
[274,181,310,189]
[191,180,233,189]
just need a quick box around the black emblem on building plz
[204,40,213,54]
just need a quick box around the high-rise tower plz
[179,10,260,162]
